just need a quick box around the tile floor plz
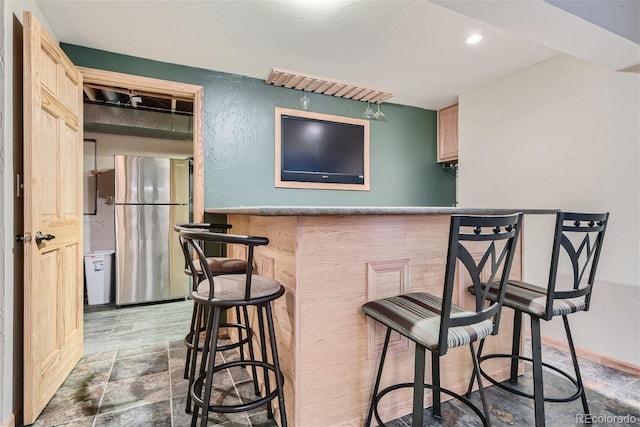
[30,300,639,426]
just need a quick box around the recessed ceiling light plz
[466,34,483,45]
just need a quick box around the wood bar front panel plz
[228,213,521,426]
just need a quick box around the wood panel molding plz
[256,254,275,278]
[366,259,410,359]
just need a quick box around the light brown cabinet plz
[437,103,458,163]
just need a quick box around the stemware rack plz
[265,68,393,104]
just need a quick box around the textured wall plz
[61,43,456,208]
[458,55,639,365]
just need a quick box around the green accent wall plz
[62,43,455,207]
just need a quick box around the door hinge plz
[16,173,23,198]
[16,232,32,243]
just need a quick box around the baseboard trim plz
[1,414,15,427]
[524,331,640,376]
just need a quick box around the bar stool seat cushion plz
[197,274,282,300]
[185,257,247,276]
[362,292,495,351]
[480,280,587,318]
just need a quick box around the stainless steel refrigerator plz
[114,154,190,305]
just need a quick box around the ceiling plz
[83,83,194,115]
[36,0,639,111]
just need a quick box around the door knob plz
[35,231,55,244]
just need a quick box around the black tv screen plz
[280,114,365,185]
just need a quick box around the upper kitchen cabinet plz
[437,103,458,163]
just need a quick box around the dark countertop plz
[204,206,558,216]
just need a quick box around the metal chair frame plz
[179,229,287,427]
[364,213,522,427]
[174,222,257,414]
[468,212,609,427]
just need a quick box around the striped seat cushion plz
[479,280,587,318]
[362,292,494,351]
[196,274,282,301]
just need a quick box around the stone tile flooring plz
[30,300,639,426]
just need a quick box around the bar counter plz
[204,206,557,426]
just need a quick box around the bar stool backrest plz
[174,223,234,278]
[544,211,609,320]
[178,229,269,301]
[439,213,522,355]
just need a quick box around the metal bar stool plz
[467,212,609,427]
[179,228,287,427]
[362,213,522,427]
[174,223,258,413]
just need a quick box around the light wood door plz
[22,11,84,424]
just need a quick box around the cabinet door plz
[437,104,458,162]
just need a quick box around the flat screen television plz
[275,108,370,191]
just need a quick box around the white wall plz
[458,54,639,366]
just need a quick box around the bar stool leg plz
[431,350,441,419]
[465,338,485,398]
[470,343,491,426]
[256,305,273,419]
[365,328,391,427]
[266,302,288,427]
[241,306,260,396]
[510,310,523,383]
[413,344,426,427]
[197,306,222,427]
[184,304,199,379]
[563,315,590,416]
[530,317,545,427]
[186,302,204,414]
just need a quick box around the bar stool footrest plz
[184,322,252,353]
[371,382,488,427]
[478,353,583,403]
[191,359,283,414]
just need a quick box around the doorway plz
[79,68,203,310]
[80,67,204,224]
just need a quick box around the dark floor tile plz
[234,380,272,418]
[556,357,640,396]
[100,371,170,414]
[170,365,191,398]
[59,359,112,391]
[169,346,189,372]
[171,394,251,425]
[462,384,536,426]
[116,341,168,359]
[170,337,186,349]
[227,364,254,385]
[31,385,103,426]
[94,400,171,427]
[606,379,640,411]
[522,339,572,365]
[401,400,483,427]
[109,351,168,381]
[79,349,116,365]
[32,301,637,427]
[248,410,280,427]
